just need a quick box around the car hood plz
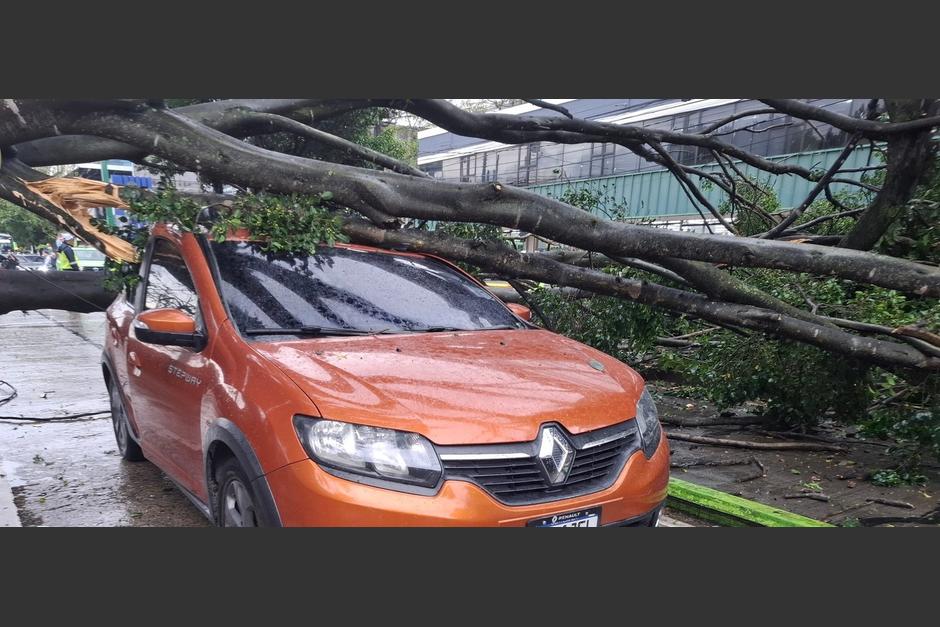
[251,329,644,445]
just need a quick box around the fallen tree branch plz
[506,278,555,331]
[0,269,113,315]
[243,111,429,179]
[648,140,738,234]
[670,455,766,482]
[523,99,573,119]
[859,508,940,526]
[749,429,894,449]
[822,316,940,359]
[783,493,831,502]
[6,99,347,166]
[893,325,940,349]
[779,208,864,235]
[12,102,940,298]
[381,99,824,179]
[666,432,846,451]
[761,135,862,239]
[759,99,940,140]
[669,457,760,469]
[823,501,875,522]
[660,414,768,427]
[342,220,940,370]
[539,249,690,286]
[700,107,779,134]
[866,497,915,510]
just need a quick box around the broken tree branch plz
[666,432,846,452]
[9,102,940,298]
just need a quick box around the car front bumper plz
[263,432,669,527]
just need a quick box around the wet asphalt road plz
[0,309,693,527]
[0,309,208,527]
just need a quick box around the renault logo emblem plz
[538,426,574,485]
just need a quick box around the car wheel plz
[109,382,145,462]
[215,458,261,527]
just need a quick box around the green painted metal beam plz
[667,477,833,527]
[527,146,880,220]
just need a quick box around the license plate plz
[527,506,601,527]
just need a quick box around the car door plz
[126,237,212,495]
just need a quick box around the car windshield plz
[74,248,105,261]
[209,242,526,336]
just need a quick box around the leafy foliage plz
[869,467,928,487]
[249,108,417,170]
[659,333,873,427]
[877,164,940,264]
[526,188,688,358]
[527,168,940,470]
[0,199,58,248]
[533,285,675,358]
[92,186,346,293]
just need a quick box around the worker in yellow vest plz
[55,233,80,271]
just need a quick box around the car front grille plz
[437,421,640,506]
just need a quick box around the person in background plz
[1,244,17,269]
[55,233,80,271]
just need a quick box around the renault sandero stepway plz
[102,223,669,526]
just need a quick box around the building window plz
[517,144,540,185]
[589,143,615,177]
[459,155,476,182]
[420,162,443,179]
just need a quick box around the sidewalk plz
[0,470,20,527]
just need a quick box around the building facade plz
[417,99,879,233]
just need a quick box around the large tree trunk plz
[840,99,938,250]
[0,270,114,314]
[2,98,938,371]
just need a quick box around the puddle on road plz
[0,418,209,527]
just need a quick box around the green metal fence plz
[526,146,879,219]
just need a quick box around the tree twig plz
[783,493,831,502]
[666,432,845,451]
[523,99,573,119]
[866,497,915,510]
[761,134,862,238]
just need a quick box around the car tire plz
[214,457,265,527]
[109,382,145,462]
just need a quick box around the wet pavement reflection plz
[0,309,208,527]
[0,418,208,527]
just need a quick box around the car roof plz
[151,222,430,260]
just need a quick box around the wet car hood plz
[251,329,643,445]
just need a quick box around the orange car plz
[102,223,668,526]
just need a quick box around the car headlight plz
[293,416,442,489]
[635,387,662,458]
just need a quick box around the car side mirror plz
[506,302,532,321]
[134,308,206,351]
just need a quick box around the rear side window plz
[144,239,200,317]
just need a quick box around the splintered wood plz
[22,177,139,263]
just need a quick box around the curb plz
[667,477,833,528]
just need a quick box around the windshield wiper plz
[412,324,523,332]
[243,326,389,337]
